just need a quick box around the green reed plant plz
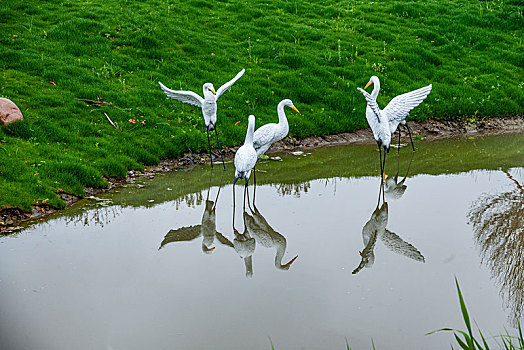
[428,278,524,349]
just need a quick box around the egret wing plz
[216,68,245,100]
[382,84,432,123]
[253,123,277,151]
[159,225,201,249]
[158,82,204,107]
[357,87,382,122]
[380,229,425,262]
[215,231,234,247]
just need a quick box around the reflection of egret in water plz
[159,170,233,253]
[385,151,414,201]
[353,180,425,274]
[232,212,256,278]
[231,197,297,277]
[468,170,524,324]
[244,205,298,271]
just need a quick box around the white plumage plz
[357,75,432,179]
[159,68,245,168]
[232,115,258,223]
[357,75,432,151]
[234,115,257,182]
[252,99,300,159]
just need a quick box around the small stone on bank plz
[0,98,24,126]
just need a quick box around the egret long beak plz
[286,255,299,266]
[291,105,301,114]
[211,89,217,95]
[364,81,373,89]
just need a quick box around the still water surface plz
[0,134,523,349]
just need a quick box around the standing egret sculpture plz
[233,115,258,213]
[159,68,245,169]
[251,99,300,205]
[357,76,432,180]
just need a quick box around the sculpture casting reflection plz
[159,171,233,253]
[353,168,424,274]
[468,170,524,324]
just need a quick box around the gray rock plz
[0,98,24,125]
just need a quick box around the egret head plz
[279,99,301,114]
[280,255,298,270]
[203,83,216,95]
[202,243,216,254]
[364,76,380,90]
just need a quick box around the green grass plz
[0,0,523,210]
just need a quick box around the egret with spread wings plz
[159,68,245,169]
[357,76,432,180]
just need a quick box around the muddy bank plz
[1,115,522,233]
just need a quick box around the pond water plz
[0,133,523,349]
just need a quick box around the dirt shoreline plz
[1,115,523,234]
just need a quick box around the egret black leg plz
[378,144,384,180]
[246,178,253,212]
[207,130,213,168]
[405,123,415,152]
[233,177,238,229]
[252,165,257,209]
[214,128,226,170]
[402,150,415,181]
[382,147,388,182]
[243,178,249,211]
[397,129,401,178]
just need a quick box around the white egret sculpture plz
[159,68,246,169]
[357,76,432,180]
[233,115,258,212]
[251,99,300,204]
[253,99,301,158]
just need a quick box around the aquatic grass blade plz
[454,333,470,349]
[345,337,350,350]
[268,336,275,350]
[500,334,510,350]
[518,320,523,348]
[477,325,490,349]
[472,336,485,350]
[455,277,475,348]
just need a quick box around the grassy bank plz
[0,0,523,211]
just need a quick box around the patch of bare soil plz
[1,115,522,234]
